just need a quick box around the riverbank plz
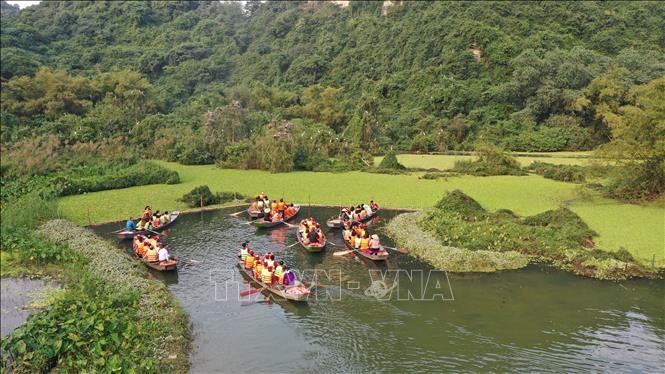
[385,191,660,280]
[57,161,664,266]
[1,221,191,373]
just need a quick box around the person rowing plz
[126,216,136,231]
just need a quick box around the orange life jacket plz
[278,202,286,210]
[271,202,278,211]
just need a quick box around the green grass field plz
[374,152,593,170]
[58,161,664,265]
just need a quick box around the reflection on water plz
[94,207,665,372]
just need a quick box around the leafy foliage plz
[526,161,586,183]
[179,185,244,208]
[452,144,525,176]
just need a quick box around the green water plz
[95,207,665,372]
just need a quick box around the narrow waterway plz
[94,207,665,372]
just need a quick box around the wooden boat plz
[296,220,326,253]
[344,240,389,261]
[326,208,379,229]
[253,205,300,228]
[130,248,178,271]
[112,211,181,239]
[142,256,178,271]
[237,263,310,302]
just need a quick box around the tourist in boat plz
[274,261,284,283]
[370,200,379,211]
[262,266,273,286]
[161,211,170,224]
[278,198,286,216]
[307,227,319,245]
[254,258,264,279]
[285,203,295,218]
[363,203,373,215]
[266,254,276,269]
[270,199,278,212]
[158,243,170,262]
[259,192,266,201]
[152,214,162,229]
[136,219,146,231]
[126,217,136,231]
[245,253,257,269]
[142,206,151,221]
[342,225,352,241]
[272,210,282,222]
[144,244,159,262]
[360,232,370,252]
[368,234,381,254]
[354,232,362,249]
[282,267,296,286]
[239,242,250,261]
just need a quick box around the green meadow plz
[374,152,593,170]
[58,161,664,266]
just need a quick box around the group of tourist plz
[126,206,171,231]
[132,234,171,262]
[299,218,324,245]
[338,201,379,224]
[239,243,297,287]
[343,223,385,255]
[251,193,297,222]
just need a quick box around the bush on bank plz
[180,185,246,208]
[391,190,656,280]
[1,220,190,373]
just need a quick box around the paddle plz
[327,240,341,247]
[281,221,298,228]
[229,210,246,217]
[285,241,300,249]
[240,287,264,297]
[333,250,353,257]
[146,229,161,236]
[383,245,408,254]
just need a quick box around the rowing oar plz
[281,221,297,228]
[327,240,341,247]
[229,210,245,217]
[240,287,264,297]
[146,229,161,236]
[383,246,408,254]
[333,250,353,257]
[285,241,300,249]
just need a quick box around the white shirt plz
[158,247,169,261]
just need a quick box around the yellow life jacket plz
[145,249,158,262]
[271,202,278,211]
[278,271,286,285]
[360,237,369,250]
[261,268,272,285]
[254,263,264,278]
[245,256,255,269]
[274,265,283,277]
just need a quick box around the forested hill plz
[2,1,664,166]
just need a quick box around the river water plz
[94,207,664,372]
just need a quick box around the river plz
[93,207,664,372]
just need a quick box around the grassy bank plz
[57,161,664,266]
[387,192,658,280]
[1,221,190,373]
[385,212,530,272]
[374,152,593,170]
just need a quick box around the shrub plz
[180,185,245,208]
[378,150,406,170]
[452,144,525,176]
[53,162,180,196]
[433,189,486,218]
[1,229,79,264]
[527,161,586,183]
